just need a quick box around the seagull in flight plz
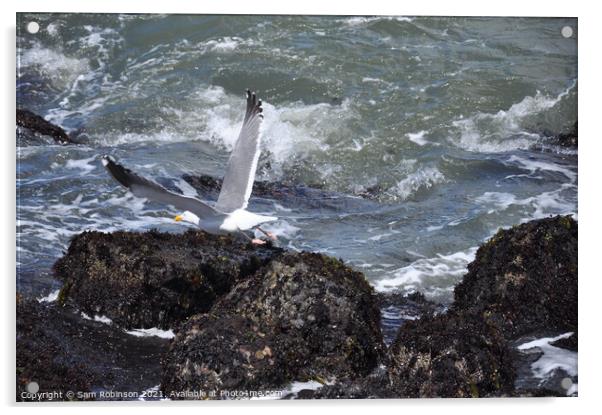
[102,89,277,245]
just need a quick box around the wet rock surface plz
[552,122,578,148]
[16,109,72,144]
[54,229,282,330]
[32,215,577,399]
[305,215,578,399]
[183,174,382,206]
[16,295,168,401]
[388,311,516,398]
[551,332,578,352]
[453,215,577,339]
[304,310,517,399]
[383,215,578,398]
[161,252,386,398]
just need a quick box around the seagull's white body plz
[177,209,276,235]
[102,89,277,240]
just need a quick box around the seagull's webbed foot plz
[239,230,268,246]
[256,226,278,241]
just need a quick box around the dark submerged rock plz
[16,295,168,401]
[554,121,578,148]
[452,215,577,339]
[161,252,386,398]
[550,332,578,352]
[54,229,283,330]
[16,109,72,144]
[183,173,381,204]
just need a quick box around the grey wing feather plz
[102,155,219,219]
[215,89,264,213]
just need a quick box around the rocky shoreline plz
[17,215,577,400]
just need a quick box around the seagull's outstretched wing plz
[215,89,264,213]
[102,155,219,219]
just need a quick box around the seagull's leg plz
[255,226,278,241]
[239,229,266,245]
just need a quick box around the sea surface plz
[17,14,577,304]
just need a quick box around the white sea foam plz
[46,22,59,36]
[198,36,257,53]
[191,85,352,168]
[375,247,478,295]
[517,332,577,395]
[451,81,576,153]
[37,289,60,303]
[528,186,577,220]
[343,16,414,26]
[285,380,326,394]
[94,315,113,324]
[126,327,175,339]
[64,155,98,175]
[24,26,124,128]
[18,45,90,89]
[81,312,113,325]
[508,155,577,182]
[475,185,576,220]
[17,181,183,263]
[406,130,428,146]
[368,232,395,242]
[80,26,123,57]
[273,203,293,212]
[389,167,445,200]
[476,192,518,214]
[250,380,327,400]
[100,130,195,146]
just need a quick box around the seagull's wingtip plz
[101,154,112,166]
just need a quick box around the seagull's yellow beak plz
[174,215,183,222]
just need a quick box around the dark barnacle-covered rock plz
[53,229,283,330]
[384,215,578,398]
[46,214,577,399]
[452,215,577,339]
[160,252,386,398]
[387,310,516,398]
[16,295,168,401]
[17,109,72,144]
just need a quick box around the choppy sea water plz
[17,14,577,307]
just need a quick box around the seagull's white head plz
[174,211,200,225]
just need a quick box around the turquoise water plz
[17,14,577,303]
